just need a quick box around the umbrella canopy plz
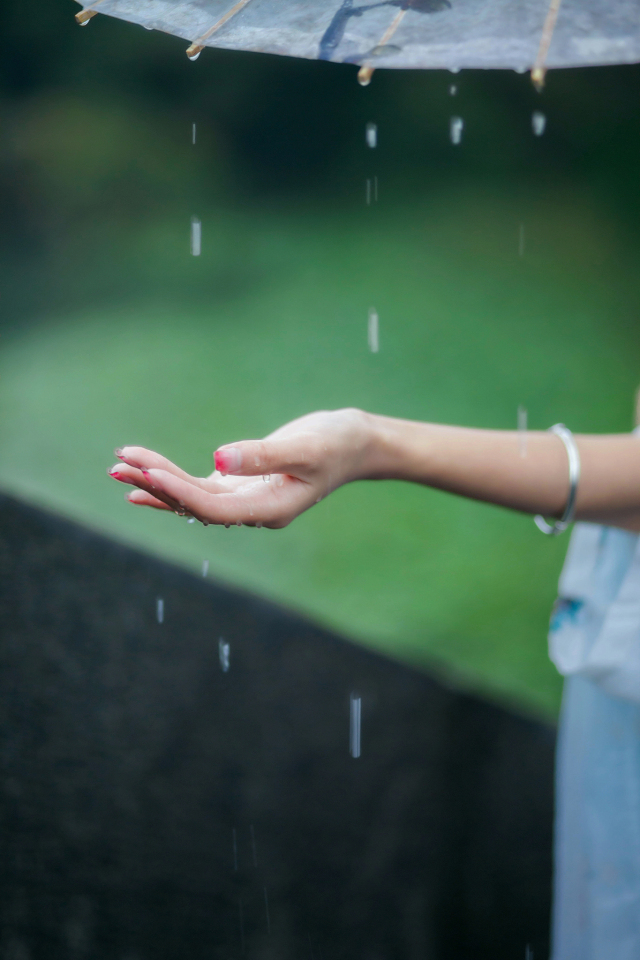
[74,0,640,86]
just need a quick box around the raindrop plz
[156,598,164,624]
[450,66,460,74]
[357,66,373,86]
[225,523,230,529]
[187,516,195,523]
[518,405,528,458]
[449,84,457,96]
[450,116,464,145]
[190,216,201,256]
[256,522,262,528]
[80,18,91,26]
[236,520,242,526]
[366,122,377,148]
[531,110,547,136]
[219,637,230,672]
[263,475,271,483]
[349,693,361,758]
[368,308,379,353]
[187,50,201,61]
[192,122,197,145]
[202,559,209,577]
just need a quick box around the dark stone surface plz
[0,491,555,960]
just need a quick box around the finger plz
[214,437,320,479]
[143,467,288,526]
[126,489,173,511]
[108,464,184,513]
[115,447,228,492]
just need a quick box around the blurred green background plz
[1,2,640,719]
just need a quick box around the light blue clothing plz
[550,524,640,959]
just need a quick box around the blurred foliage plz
[1,0,640,718]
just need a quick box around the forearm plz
[361,412,640,529]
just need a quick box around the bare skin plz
[107,408,640,532]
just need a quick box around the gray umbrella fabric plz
[73,0,640,82]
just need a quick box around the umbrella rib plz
[186,0,255,57]
[531,0,563,90]
[74,0,106,24]
[357,7,408,85]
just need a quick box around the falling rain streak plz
[192,122,197,144]
[219,637,230,672]
[350,693,361,758]
[531,111,546,136]
[232,828,239,871]
[202,559,209,577]
[366,122,377,148]
[238,899,245,954]
[366,177,378,205]
[190,216,201,256]
[450,116,464,145]
[250,824,258,868]
[368,308,379,353]
[264,887,271,934]
[449,84,457,96]
[518,405,528,457]
[156,598,164,624]
[525,946,534,960]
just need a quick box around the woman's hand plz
[108,408,374,529]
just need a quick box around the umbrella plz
[73,0,640,88]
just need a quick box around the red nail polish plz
[141,469,156,488]
[108,468,125,481]
[215,448,242,474]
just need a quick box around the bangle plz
[534,423,581,536]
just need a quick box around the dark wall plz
[0,493,554,960]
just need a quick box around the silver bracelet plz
[534,423,581,536]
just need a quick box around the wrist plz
[359,413,438,482]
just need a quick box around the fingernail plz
[114,447,125,460]
[141,469,156,488]
[108,467,125,481]
[215,447,242,474]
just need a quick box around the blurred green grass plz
[2,184,639,719]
